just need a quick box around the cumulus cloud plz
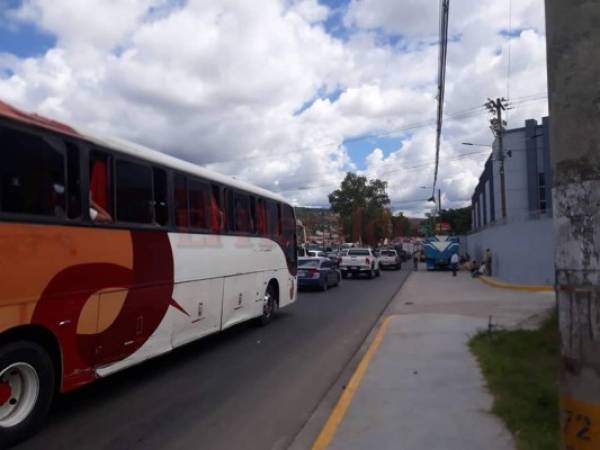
[0,0,548,216]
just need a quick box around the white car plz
[339,248,381,279]
[378,249,401,270]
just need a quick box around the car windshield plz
[298,259,320,268]
[382,250,396,256]
[348,249,369,256]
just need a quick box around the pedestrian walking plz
[450,252,459,277]
[412,250,419,271]
[484,248,492,276]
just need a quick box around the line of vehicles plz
[298,246,403,290]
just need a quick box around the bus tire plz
[0,341,55,448]
[259,283,277,326]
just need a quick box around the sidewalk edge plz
[479,275,553,292]
[285,270,411,450]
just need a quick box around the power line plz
[279,149,490,194]
[201,94,546,169]
[431,0,450,199]
[506,0,513,124]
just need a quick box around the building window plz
[0,126,66,218]
[538,173,546,211]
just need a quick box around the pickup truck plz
[339,248,381,279]
[378,249,401,270]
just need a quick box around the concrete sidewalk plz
[316,269,555,450]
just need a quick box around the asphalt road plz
[15,269,410,450]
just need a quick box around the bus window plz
[225,189,234,232]
[256,198,267,236]
[282,204,298,273]
[153,168,168,226]
[249,196,257,234]
[89,151,113,223]
[266,200,281,239]
[115,159,153,224]
[233,192,250,233]
[0,126,66,218]
[189,178,210,230]
[66,142,82,220]
[210,184,223,233]
[174,174,189,228]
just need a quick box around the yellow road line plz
[479,275,553,292]
[311,315,394,450]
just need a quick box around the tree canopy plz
[438,206,472,234]
[328,172,391,244]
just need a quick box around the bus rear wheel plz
[259,283,277,326]
[0,341,55,448]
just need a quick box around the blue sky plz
[344,135,403,170]
[0,0,549,214]
[0,0,408,172]
[0,0,56,58]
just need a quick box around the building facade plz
[464,117,555,285]
[471,117,552,229]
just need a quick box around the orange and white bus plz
[0,101,297,446]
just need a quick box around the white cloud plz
[0,0,548,216]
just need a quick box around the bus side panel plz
[171,278,223,348]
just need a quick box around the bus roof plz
[0,100,290,205]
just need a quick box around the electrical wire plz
[278,149,490,194]
[506,0,513,124]
[431,0,450,199]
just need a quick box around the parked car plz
[379,249,402,270]
[298,257,341,290]
[339,248,381,279]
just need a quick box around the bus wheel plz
[0,341,55,448]
[259,284,277,326]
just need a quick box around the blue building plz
[464,117,555,285]
[471,117,552,229]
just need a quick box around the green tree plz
[328,172,390,244]
[438,206,472,234]
[392,213,413,237]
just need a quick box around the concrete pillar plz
[545,1,600,449]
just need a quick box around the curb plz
[286,269,411,450]
[478,275,553,292]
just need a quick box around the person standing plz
[484,248,492,276]
[450,252,459,277]
[412,250,419,271]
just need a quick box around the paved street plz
[15,269,409,450]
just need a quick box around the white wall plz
[462,216,555,285]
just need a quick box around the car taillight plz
[308,268,320,278]
[365,257,370,264]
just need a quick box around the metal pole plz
[496,99,508,219]
[546,1,600,448]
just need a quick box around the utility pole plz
[485,98,509,219]
[546,2,600,449]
